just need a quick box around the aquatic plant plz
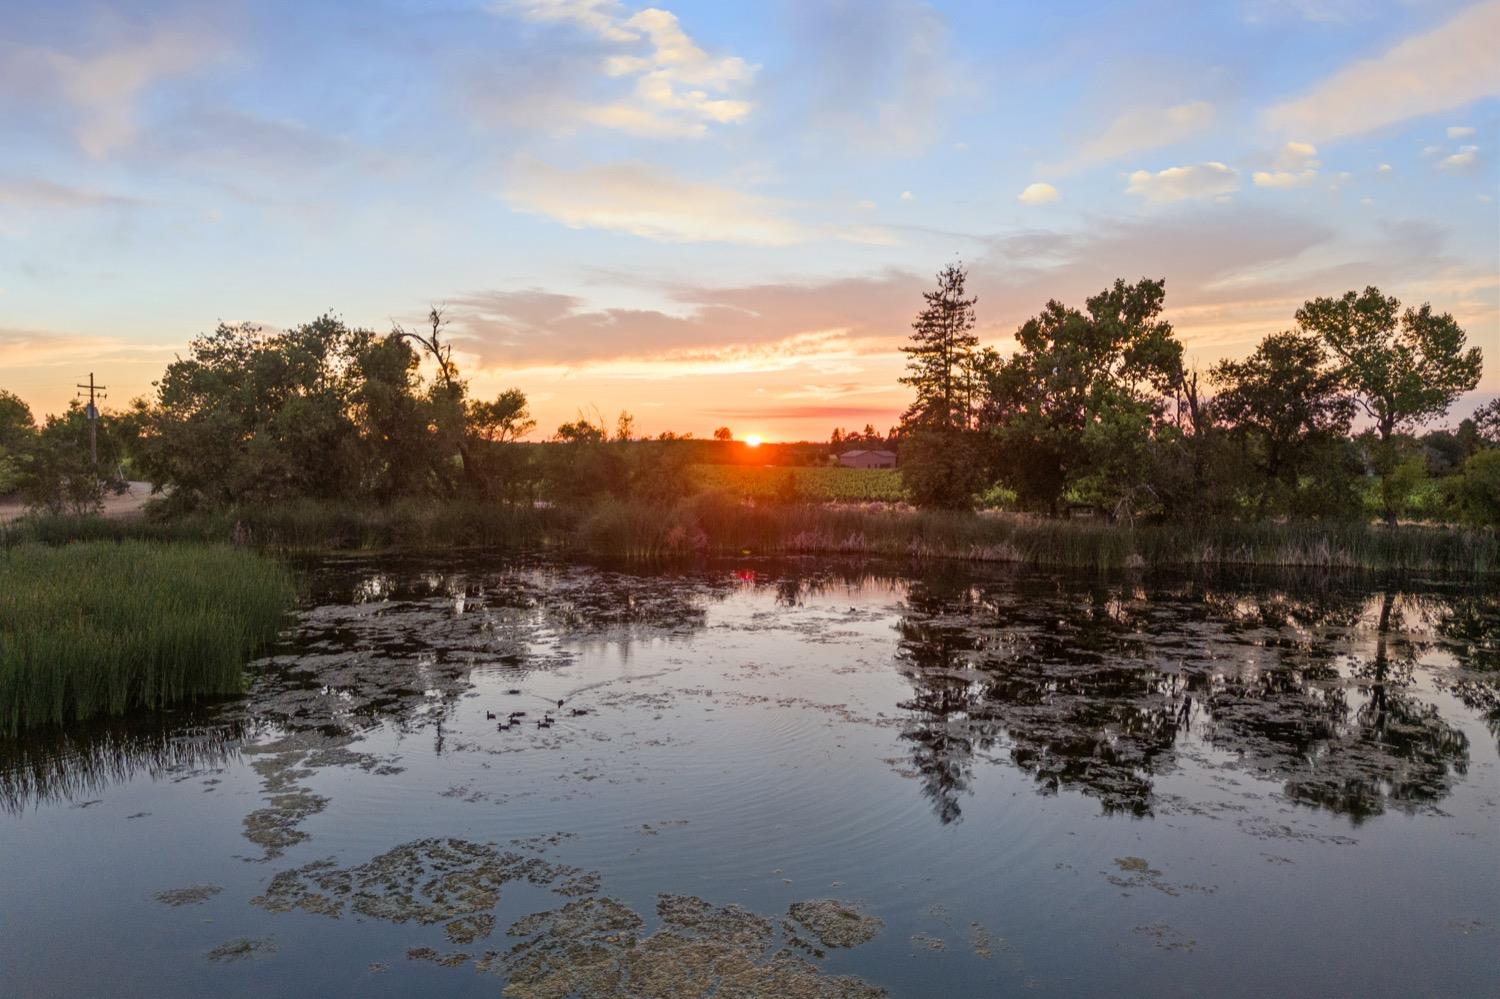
[0,542,294,736]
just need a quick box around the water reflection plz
[0,712,245,815]
[892,573,1487,823]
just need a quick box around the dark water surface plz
[3,556,1497,997]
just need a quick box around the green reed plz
[0,542,295,736]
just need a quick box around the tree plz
[897,264,985,508]
[0,390,35,496]
[900,263,979,431]
[983,278,1183,517]
[615,411,636,442]
[1296,287,1482,523]
[467,389,534,444]
[713,426,733,442]
[20,403,125,515]
[1211,331,1354,516]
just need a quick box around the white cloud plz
[1253,169,1318,189]
[1447,125,1477,138]
[1377,163,1393,173]
[1125,162,1240,203]
[1070,101,1215,169]
[1018,182,1059,204]
[494,1,756,137]
[1439,145,1479,170]
[504,157,803,244]
[1274,140,1321,171]
[900,190,914,201]
[1262,1,1500,142]
[502,157,894,246]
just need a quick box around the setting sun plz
[744,435,762,448]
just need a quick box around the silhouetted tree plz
[1212,330,1354,517]
[1296,287,1482,524]
[713,426,733,441]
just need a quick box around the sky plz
[2,0,1497,441]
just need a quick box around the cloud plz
[490,0,755,137]
[1447,125,1476,138]
[1253,170,1317,189]
[1068,101,1215,169]
[1438,144,1479,170]
[1262,1,1500,142]
[502,157,896,246]
[0,177,142,209]
[781,0,964,155]
[1274,141,1321,171]
[446,271,919,369]
[1018,182,1059,204]
[1125,162,1240,203]
[5,19,227,157]
[900,190,914,202]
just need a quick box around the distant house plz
[837,449,897,469]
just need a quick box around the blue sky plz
[2,0,1497,438]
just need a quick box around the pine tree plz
[900,264,978,432]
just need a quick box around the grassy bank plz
[0,542,294,736]
[3,495,1495,576]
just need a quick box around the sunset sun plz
[744,435,762,448]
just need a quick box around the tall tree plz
[1211,331,1354,516]
[898,264,985,508]
[1296,287,1482,523]
[900,264,979,431]
[984,278,1183,517]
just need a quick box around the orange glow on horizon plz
[744,434,762,447]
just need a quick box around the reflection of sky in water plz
[2,557,1497,997]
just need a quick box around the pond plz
[2,555,1497,997]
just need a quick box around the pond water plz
[2,555,1497,997]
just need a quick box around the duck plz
[569,707,590,717]
[557,699,565,709]
[505,688,521,695]
[485,710,496,720]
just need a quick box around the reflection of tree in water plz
[894,573,1484,824]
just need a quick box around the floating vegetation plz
[1105,857,1215,897]
[153,884,223,907]
[1134,922,1196,951]
[496,894,886,999]
[0,542,294,736]
[786,900,884,951]
[910,932,947,951]
[206,936,278,963]
[251,837,598,941]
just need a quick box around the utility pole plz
[76,373,107,466]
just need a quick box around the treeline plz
[0,275,1494,530]
[0,310,718,515]
[894,266,1496,527]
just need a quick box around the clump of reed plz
[0,542,295,736]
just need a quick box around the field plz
[692,464,905,503]
[0,542,295,735]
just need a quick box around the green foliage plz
[0,542,293,735]
[0,390,36,496]
[899,426,985,509]
[1297,287,1482,524]
[1450,449,1500,528]
[18,403,126,516]
[900,263,981,431]
[1211,330,1355,517]
[983,278,1183,515]
[130,313,535,508]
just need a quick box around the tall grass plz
[3,495,1494,576]
[0,542,295,736]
